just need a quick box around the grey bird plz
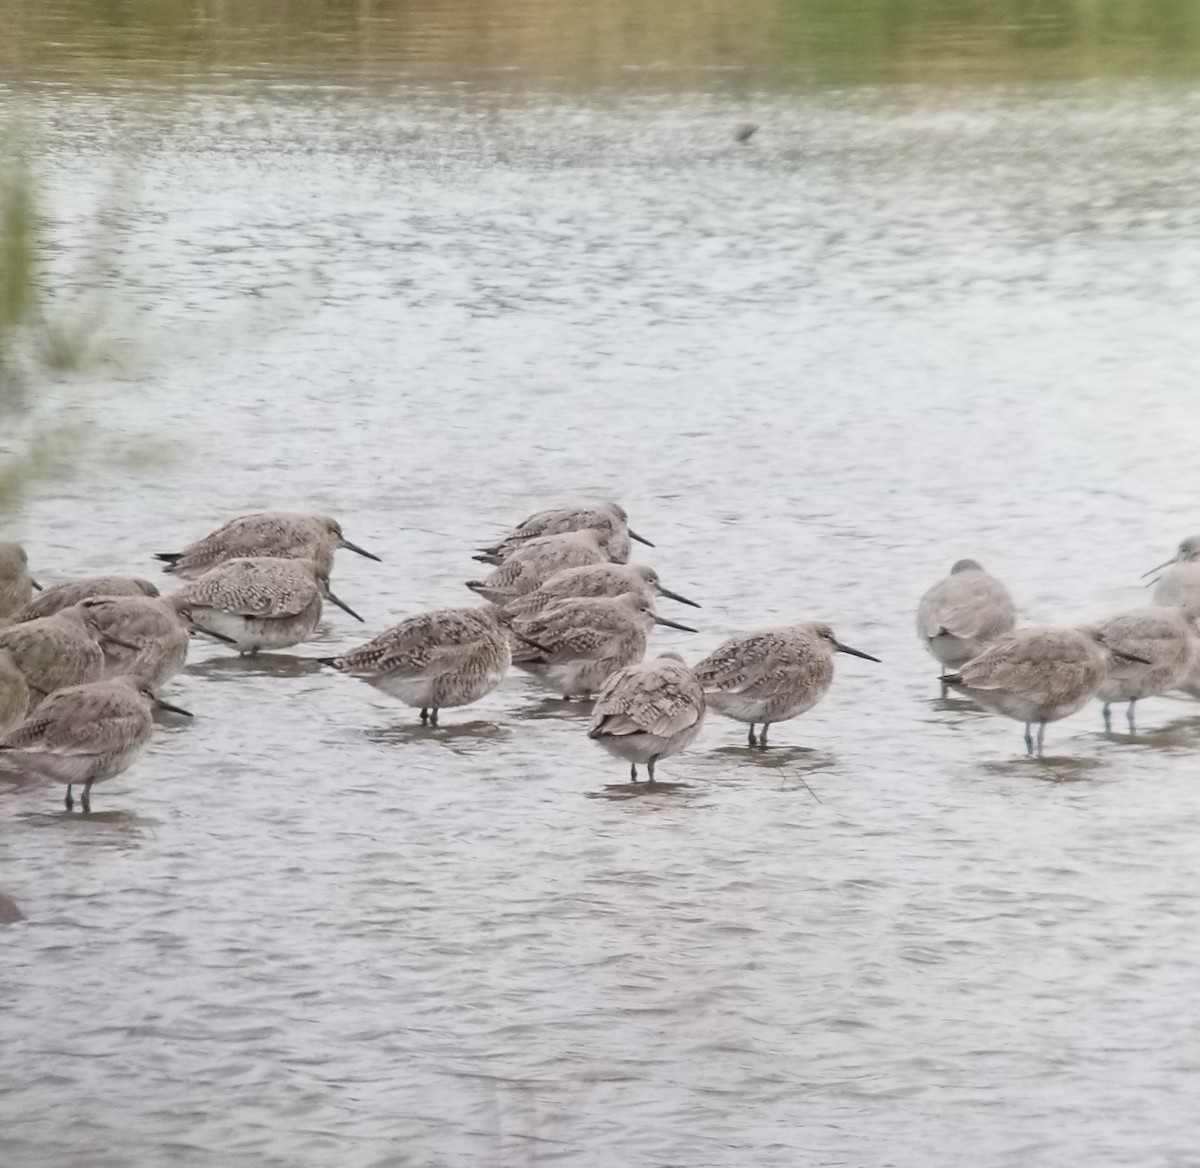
[155,512,380,580]
[501,562,699,619]
[1149,540,1200,697]
[179,556,363,654]
[79,595,194,688]
[18,575,160,622]
[1095,605,1200,732]
[0,604,140,696]
[693,622,880,749]
[917,559,1016,694]
[0,542,36,625]
[942,626,1151,756]
[0,649,30,737]
[588,652,706,783]
[475,501,652,566]
[0,675,191,811]
[509,591,698,700]
[466,530,611,605]
[320,606,512,726]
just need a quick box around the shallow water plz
[5,19,1200,1168]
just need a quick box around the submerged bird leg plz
[420,708,429,725]
[747,724,758,748]
[1127,701,1138,735]
[1036,723,1046,757]
[65,784,73,811]
[939,675,949,699]
[759,723,771,750]
[1024,723,1034,755]
[429,708,439,728]
[81,779,93,813]
[647,757,658,784]
[630,763,638,783]
[1102,703,1112,732]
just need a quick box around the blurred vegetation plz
[1,0,1199,86]
[0,141,129,510]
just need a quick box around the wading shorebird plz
[155,512,380,580]
[942,626,1151,755]
[18,576,160,622]
[466,530,611,606]
[588,652,705,783]
[501,562,699,619]
[693,622,880,749]
[0,604,141,696]
[917,559,1016,694]
[320,606,512,726]
[79,595,195,689]
[509,591,698,700]
[0,543,36,624]
[178,557,363,654]
[475,501,652,565]
[1094,605,1200,732]
[1149,539,1200,698]
[0,675,191,811]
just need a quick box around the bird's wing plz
[691,632,784,696]
[918,576,1015,640]
[3,689,144,755]
[590,664,704,738]
[337,612,490,679]
[183,562,314,618]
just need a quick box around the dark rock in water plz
[0,892,25,924]
[733,122,759,143]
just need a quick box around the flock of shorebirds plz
[1,500,1199,810]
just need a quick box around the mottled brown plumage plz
[476,501,651,565]
[466,530,611,605]
[18,575,160,622]
[179,556,361,654]
[944,626,1119,755]
[502,562,699,618]
[1095,606,1200,731]
[156,511,379,580]
[509,591,697,699]
[322,606,510,724]
[693,622,879,748]
[80,595,192,688]
[0,674,191,811]
[588,653,705,782]
[0,605,112,695]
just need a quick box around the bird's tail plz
[154,553,182,569]
[472,549,502,565]
[940,673,964,687]
[316,657,342,669]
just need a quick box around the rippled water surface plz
[5,24,1200,1168]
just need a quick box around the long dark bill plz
[652,614,698,633]
[656,585,701,609]
[326,591,365,622]
[340,539,382,563]
[1112,648,1153,666]
[154,696,194,717]
[629,529,655,547]
[835,641,881,663]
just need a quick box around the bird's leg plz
[647,757,658,785]
[64,784,73,811]
[420,708,429,724]
[759,723,771,750]
[939,675,949,699]
[81,780,93,813]
[1036,723,1046,757]
[429,708,439,728]
[630,763,638,783]
[747,724,758,748]
[1102,703,1112,732]
[1024,723,1034,755]
[1127,701,1137,735]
